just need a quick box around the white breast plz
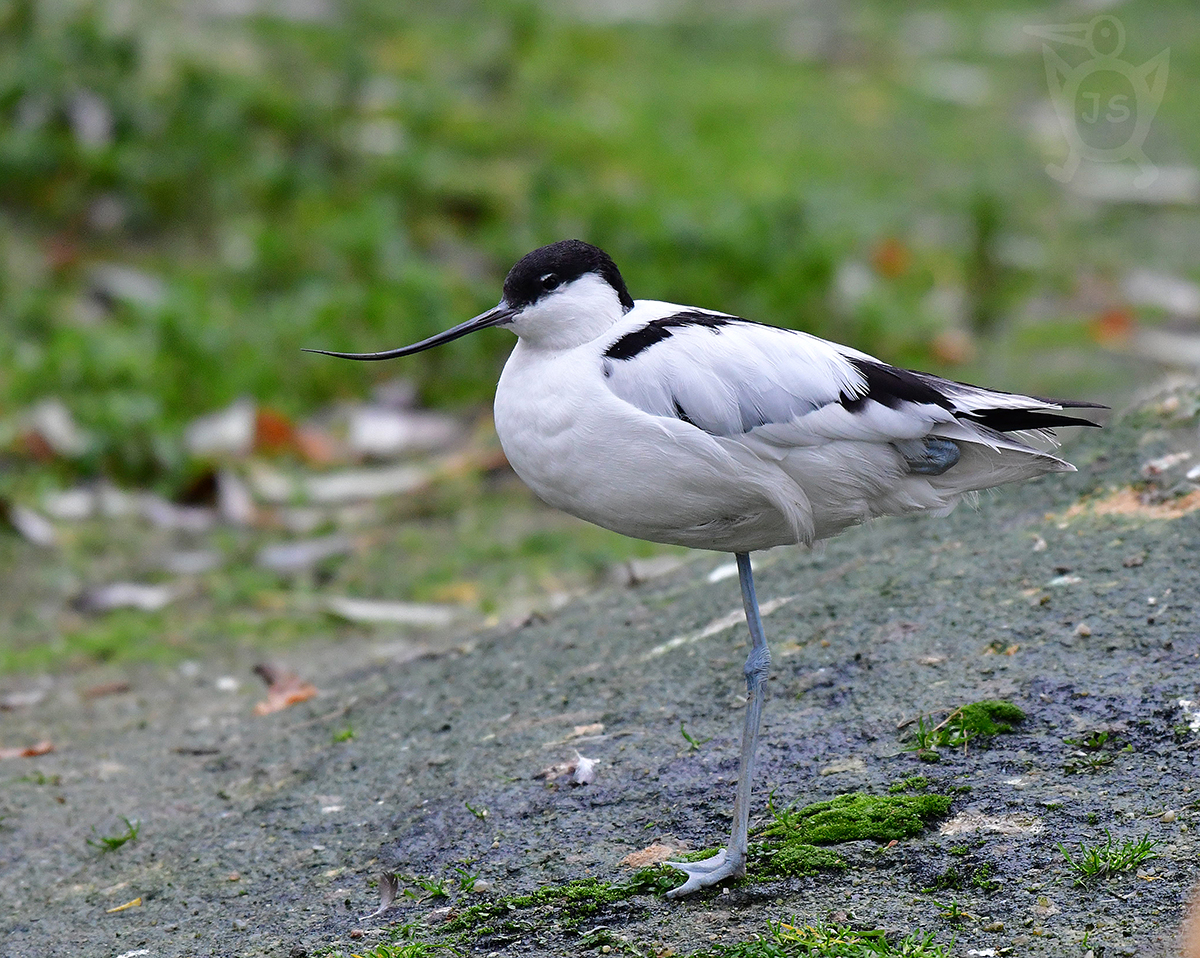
[494,340,807,552]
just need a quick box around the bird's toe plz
[664,848,744,898]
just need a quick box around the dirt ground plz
[3,379,1200,958]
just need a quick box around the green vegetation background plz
[5,0,1195,484]
[1,0,1197,672]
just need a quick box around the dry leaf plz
[74,582,180,613]
[0,741,54,760]
[105,897,142,913]
[325,596,455,627]
[1062,487,1200,521]
[252,664,318,716]
[256,534,354,572]
[0,500,57,547]
[620,843,678,868]
[255,407,296,454]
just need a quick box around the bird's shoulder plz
[597,304,891,439]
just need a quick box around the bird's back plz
[496,300,1100,553]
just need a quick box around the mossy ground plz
[903,699,1025,760]
[325,791,954,957]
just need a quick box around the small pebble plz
[473,879,493,894]
[982,920,1004,932]
[1162,809,1177,823]
[1074,622,1091,637]
[349,930,364,940]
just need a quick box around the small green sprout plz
[1058,830,1158,885]
[680,721,712,752]
[404,874,449,899]
[902,701,1024,759]
[935,899,971,923]
[452,865,480,893]
[87,816,140,852]
[464,801,489,820]
[332,725,354,743]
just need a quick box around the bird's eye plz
[540,273,560,292]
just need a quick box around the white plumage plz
[308,239,1101,897]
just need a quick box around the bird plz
[306,239,1102,897]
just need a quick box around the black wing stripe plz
[603,310,736,361]
[841,358,955,412]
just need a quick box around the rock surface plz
[3,381,1200,957]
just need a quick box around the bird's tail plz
[922,383,1104,494]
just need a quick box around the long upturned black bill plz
[302,303,515,361]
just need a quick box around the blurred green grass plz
[3,0,1195,484]
[1,0,1198,675]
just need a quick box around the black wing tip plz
[962,409,1103,432]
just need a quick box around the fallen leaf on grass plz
[0,741,54,760]
[325,596,456,627]
[255,407,295,454]
[74,582,181,613]
[361,872,398,920]
[620,843,679,868]
[256,534,354,572]
[185,398,255,457]
[0,499,57,547]
[303,463,430,503]
[252,664,318,715]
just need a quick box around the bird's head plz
[304,240,633,362]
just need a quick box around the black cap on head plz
[502,240,634,313]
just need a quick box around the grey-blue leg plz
[666,551,771,897]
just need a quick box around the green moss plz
[440,868,677,936]
[958,700,1025,735]
[754,841,846,877]
[903,700,1026,757]
[888,775,930,793]
[693,918,952,957]
[761,793,952,846]
[925,861,998,894]
[750,791,951,879]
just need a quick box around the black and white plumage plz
[307,239,1102,897]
